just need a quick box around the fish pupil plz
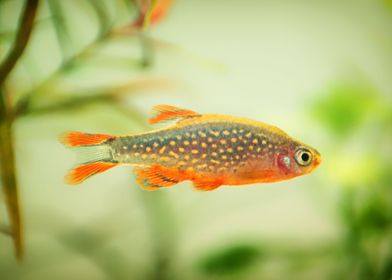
[301,152,310,162]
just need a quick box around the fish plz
[60,105,321,191]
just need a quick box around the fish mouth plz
[313,151,322,167]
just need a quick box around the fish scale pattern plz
[111,122,285,174]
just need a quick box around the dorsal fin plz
[149,105,201,124]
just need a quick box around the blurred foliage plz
[312,84,376,138]
[0,0,177,271]
[58,225,130,280]
[383,0,392,12]
[197,243,261,276]
[0,0,39,260]
[312,80,392,280]
[1,0,392,279]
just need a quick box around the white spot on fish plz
[283,156,291,169]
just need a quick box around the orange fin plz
[149,105,201,124]
[65,162,116,185]
[60,131,113,147]
[134,165,187,190]
[192,179,222,191]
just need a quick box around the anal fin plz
[149,105,201,124]
[134,165,187,191]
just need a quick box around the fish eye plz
[294,148,312,166]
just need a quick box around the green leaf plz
[197,243,261,275]
[312,84,376,137]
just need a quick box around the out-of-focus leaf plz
[0,224,11,235]
[150,36,227,73]
[382,105,392,133]
[197,243,261,275]
[88,0,111,34]
[358,195,390,232]
[17,76,181,117]
[327,154,381,187]
[48,0,73,61]
[58,225,129,280]
[312,85,376,137]
[0,31,15,42]
[60,228,109,253]
[356,166,392,232]
[380,251,392,280]
[383,0,392,13]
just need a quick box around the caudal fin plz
[65,162,116,185]
[60,131,117,185]
[59,131,113,147]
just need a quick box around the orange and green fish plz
[60,105,321,191]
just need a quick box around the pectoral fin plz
[149,105,201,124]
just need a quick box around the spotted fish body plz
[112,119,291,183]
[60,105,321,191]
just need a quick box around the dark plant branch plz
[0,86,23,260]
[0,0,40,261]
[0,0,39,85]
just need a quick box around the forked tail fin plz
[60,131,114,147]
[59,131,117,185]
[64,162,116,185]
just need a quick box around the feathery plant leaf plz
[48,0,73,62]
[88,0,111,34]
[0,0,174,264]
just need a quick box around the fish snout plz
[312,150,321,167]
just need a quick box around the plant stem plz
[138,186,177,280]
[0,87,23,260]
[0,0,40,260]
[0,0,39,85]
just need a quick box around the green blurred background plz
[1,0,392,279]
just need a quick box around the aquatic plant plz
[0,0,173,265]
